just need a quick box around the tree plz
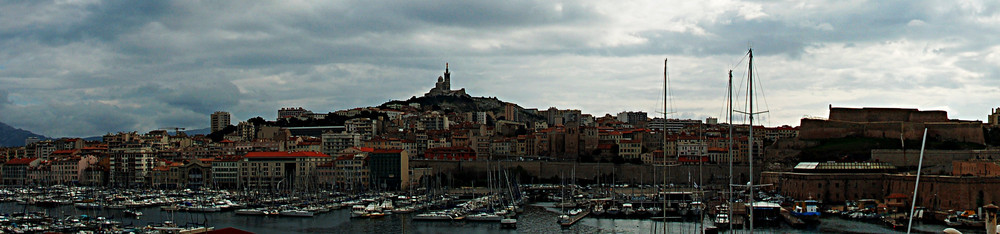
[207,125,237,142]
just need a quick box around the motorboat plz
[351,205,368,218]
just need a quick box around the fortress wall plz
[800,119,983,145]
[799,119,864,139]
[862,108,920,122]
[926,122,985,145]
[828,107,870,122]
[828,107,948,123]
[799,119,869,139]
[909,110,949,123]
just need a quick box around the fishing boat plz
[791,200,821,223]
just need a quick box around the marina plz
[0,185,990,233]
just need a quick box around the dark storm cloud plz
[0,0,996,137]
[0,1,171,46]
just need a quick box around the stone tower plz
[443,63,451,90]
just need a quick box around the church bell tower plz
[443,63,451,90]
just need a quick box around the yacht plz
[351,205,368,218]
[465,212,503,222]
[280,208,315,217]
[235,208,266,216]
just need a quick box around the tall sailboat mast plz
[727,69,734,226]
[747,48,756,233]
[662,57,669,234]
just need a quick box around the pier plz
[558,207,590,227]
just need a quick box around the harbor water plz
[2,201,976,233]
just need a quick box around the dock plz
[558,208,591,227]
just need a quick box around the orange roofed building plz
[239,151,330,191]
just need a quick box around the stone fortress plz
[799,106,985,144]
[425,63,468,97]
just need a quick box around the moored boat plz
[790,200,821,223]
[500,218,517,229]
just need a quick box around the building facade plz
[211,111,231,133]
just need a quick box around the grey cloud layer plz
[0,0,997,137]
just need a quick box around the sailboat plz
[713,69,736,230]
[736,48,781,229]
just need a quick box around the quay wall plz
[410,160,755,186]
[767,171,1000,212]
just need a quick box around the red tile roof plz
[5,158,38,165]
[245,151,330,158]
[372,149,403,154]
[352,147,376,153]
[52,149,79,155]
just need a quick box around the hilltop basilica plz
[425,63,468,97]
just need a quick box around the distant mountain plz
[178,127,212,136]
[0,122,48,147]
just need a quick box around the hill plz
[80,127,212,142]
[0,122,48,147]
[380,95,545,122]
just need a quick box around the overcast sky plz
[1,0,998,137]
